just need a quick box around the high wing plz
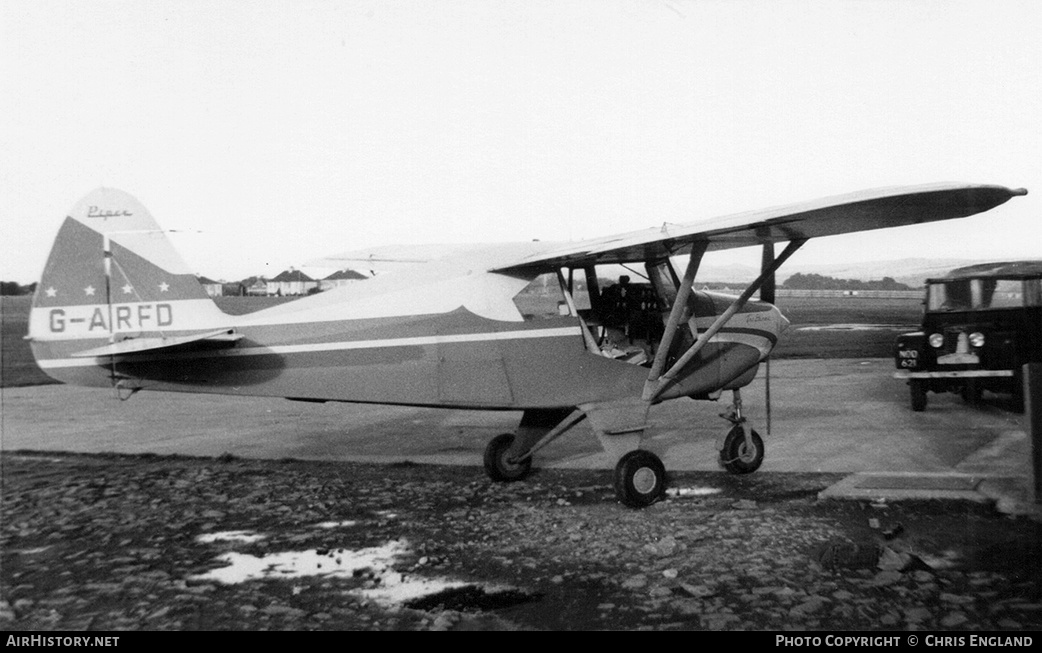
[491,183,1027,272]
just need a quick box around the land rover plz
[894,261,1042,411]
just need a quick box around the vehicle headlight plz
[969,332,985,347]
[929,333,945,348]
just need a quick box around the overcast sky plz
[2,0,1039,283]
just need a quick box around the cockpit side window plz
[512,272,568,321]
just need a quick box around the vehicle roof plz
[928,260,1042,282]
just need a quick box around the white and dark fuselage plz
[28,192,786,409]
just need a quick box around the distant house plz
[267,268,318,296]
[239,276,270,296]
[320,268,367,291]
[196,276,224,297]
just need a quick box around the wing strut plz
[645,241,708,383]
[643,238,807,402]
[761,241,776,436]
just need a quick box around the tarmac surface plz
[1,358,1037,515]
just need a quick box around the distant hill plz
[696,258,982,288]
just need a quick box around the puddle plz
[188,539,498,608]
[666,487,722,497]
[190,523,535,610]
[191,540,410,584]
[315,520,359,529]
[197,530,266,544]
[404,585,541,612]
[360,571,469,606]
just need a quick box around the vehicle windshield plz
[926,278,1040,311]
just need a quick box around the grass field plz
[0,294,923,388]
[771,295,922,359]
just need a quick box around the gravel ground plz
[1,451,1040,631]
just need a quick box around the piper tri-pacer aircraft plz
[28,183,1026,506]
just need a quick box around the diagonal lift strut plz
[643,238,807,402]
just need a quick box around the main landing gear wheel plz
[614,450,666,508]
[720,425,764,475]
[483,433,532,482]
[909,380,927,412]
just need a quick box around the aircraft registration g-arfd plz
[28,183,1027,506]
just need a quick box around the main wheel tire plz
[483,433,532,482]
[614,450,667,508]
[910,380,927,412]
[720,425,764,475]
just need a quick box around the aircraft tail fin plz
[29,189,230,380]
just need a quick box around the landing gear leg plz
[718,389,764,474]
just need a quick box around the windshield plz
[926,278,1036,311]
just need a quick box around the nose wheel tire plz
[720,425,764,474]
[484,433,532,482]
[614,450,667,508]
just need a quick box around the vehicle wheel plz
[483,433,532,482]
[614,450,666,508]
[961,380,981,404]
[909,380,927,412]
[720,425,764,474]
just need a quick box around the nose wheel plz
[614,449,666,507]
[718,389,765,474]
[720,424,764,474]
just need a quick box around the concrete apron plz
[2,359,1037,515]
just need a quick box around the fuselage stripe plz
[36,324,781,370]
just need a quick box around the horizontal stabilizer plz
[71,329,242,358]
